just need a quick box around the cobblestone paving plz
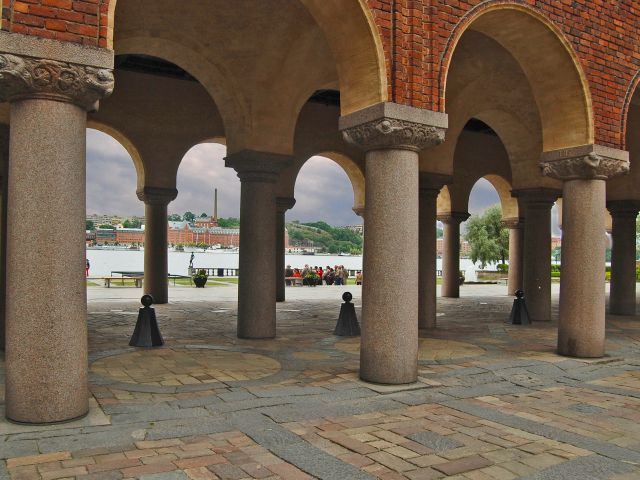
[2,287,640,479]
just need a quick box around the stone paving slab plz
[2,285,640,479]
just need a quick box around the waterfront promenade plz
[1,284,640,479]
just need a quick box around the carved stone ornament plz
[0,54,114,110]
[540,153,629,181]
[342,117,446,152]
[136,187,178,206]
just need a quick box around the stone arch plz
[621,72,640,151]
[440,2,593,151]
[86,120,144,190]
[108,1,386,154]
[471,175,518,220]
[287,152,365,213]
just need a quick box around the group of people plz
[285,264,363,286]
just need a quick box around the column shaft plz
[144,202,169,304]
[558,180,606,357]
[608,203,638,315]
[507,221,524,296]
[0,125,8,351]
[238,179,277,338]
[418,186,440,329]
[6,99,89,423]
[360,149,419,384]
[522,200,554,321]
[441,216,464,298]
[275,210,286,302]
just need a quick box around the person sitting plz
[285,264,293,286]
[324,268,335,286]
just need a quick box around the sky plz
[86,128,559,231]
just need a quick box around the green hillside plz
[287,221,363,254]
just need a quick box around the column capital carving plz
[352,206,365,217]
[136,187,178,206]
[540,144,629,181]
[276,197,296,213]
[437,211,470,224]
[606,200,640,218]
[225,149,292,183]
[419,172,452,193]
[339,102,448,152]
[512,188,560,207]
[502,217,524,229]
[0,54,114,111]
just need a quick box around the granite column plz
[541,146,629,357]
[138,187,177,304]
[276,197,295,302]
[439,212,469,298]
[514,189,558,322]
[0,53,113,422]
[226,151,291,339]
[419,175,449,329]
[607,201,640,316]
[340,103,447,384]
[504,218,524,296]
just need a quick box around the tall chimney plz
[214,188,218,221]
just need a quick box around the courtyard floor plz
[2,284,640,479]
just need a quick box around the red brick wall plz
[2,0,104,46]
[5,0,640,148]
[365,0,640,149]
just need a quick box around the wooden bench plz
[89,276,143,288]
[285,276,304,286]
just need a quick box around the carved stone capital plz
[339,102,448,152]
[540,145,629,181]
[276,197,296,213]
[225,150,292,183]
[437,211,470,224]
[0,54,114,111]
[502,217,524,229]
[352,206,365,217]
[137,187,178,206]
[607,200,640,219]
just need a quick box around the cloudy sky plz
[87,128,559,231]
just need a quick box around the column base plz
[7,408,89,426]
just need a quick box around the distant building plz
[345,224,364,235]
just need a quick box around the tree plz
[218,217,240,228]
[437,227,443,238]
[98,224,113,229]
[183,211,196,222]
[86,220,94,231]
[123,218,142,228]
[168,214,182,221]
[464,205,509,268]
[200,212,208,218]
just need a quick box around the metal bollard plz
[129,294,165,347]
[334,292,361,336]
[508,289,531,325]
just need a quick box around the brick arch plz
[105,0,386,117]
[439,1,594,152]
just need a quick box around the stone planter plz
[193,277,207,288]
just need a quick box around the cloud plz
[289,156,361,226]
[86,132,360,225]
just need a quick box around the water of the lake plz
[86,249,493,278]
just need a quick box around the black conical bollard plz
[334,292,361,336]
[509,289,531,325]
[129,294,164,347]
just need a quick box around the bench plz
[497,278,508,285]
[89,276,143,288]
[285,276,304,286]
